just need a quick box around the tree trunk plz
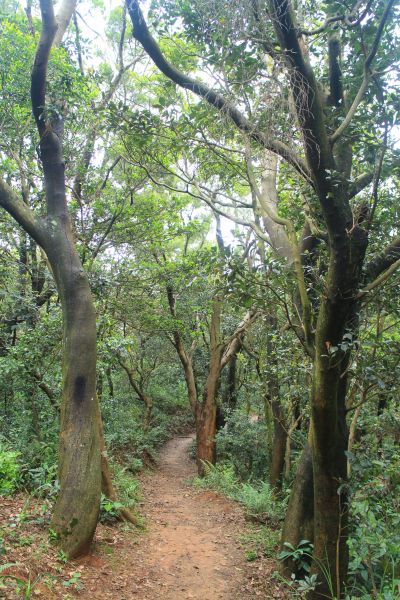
[265,314,287,490]
[308,231,366,599]
[224,353,237,410]
[106,367,114,399]
[142,394,153,431]
[269,398,287,490]
[347,403,362,478]
[281,442,314,577]
[195,400,217,475]
[195,296,223,475]
[46,232,101,558]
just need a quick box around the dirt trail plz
[131,434,246,599]
[80,434,286,599]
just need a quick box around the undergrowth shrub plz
[237,482,284,524]
[345,436,400,599]
[0,444,20,495]
[99,462,141,523]
[194,462,284,523]
[215,411,269,481]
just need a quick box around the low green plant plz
[296,573,319,594]
[0,564,54,599]
[194,462,284,523]
[62,570,82,590]
[99,463,141,523]
[99,495,125,523]
[245,549,258,561]
[0,445,20,494]
[237,481,284,523]
[193,462,239,497]
[241,524,281,559]
[278,540,314,575]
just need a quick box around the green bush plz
[346,439,400,598]
[194,462,239,497]
[99,462,141,523]
[237,481,284,523]
[215,410,269,481]
[194,462,284,523]
[0,445,20,495]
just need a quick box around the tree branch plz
[221,309,259,369]
[126,0,311,182]
[358,257,400,301]
[330,0,395,144]
[268,0,350,236]
[0,179,47,248]
[364,237,400,283]
[246,153,314,354]
[299,0,372,36]
[31,0,58,133]
[54,0,78,46]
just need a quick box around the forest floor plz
[0,435,289,599]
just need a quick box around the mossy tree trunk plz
[32,1,102,558]
[195,295,223,473]
[46,231,101,557]
[0,0,102,558]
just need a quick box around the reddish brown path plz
[125,434,248,599]
[83,434,285,599]
[86,435,251,599]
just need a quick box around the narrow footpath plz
[79,435,287,599]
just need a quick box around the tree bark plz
[269,398,287,490]
[281,442,314,577]
[28,0,102,558]
[195,296,222,473]
[45,231,101,558]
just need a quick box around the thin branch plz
[357,258,400,301]
[366,119,389,230]
[299,0,372,36]
[330,0,395,144]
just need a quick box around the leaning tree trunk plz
[195,358,221,474]
[16,0,105,558]
[195,295,223,475]
[46,231,101,558]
